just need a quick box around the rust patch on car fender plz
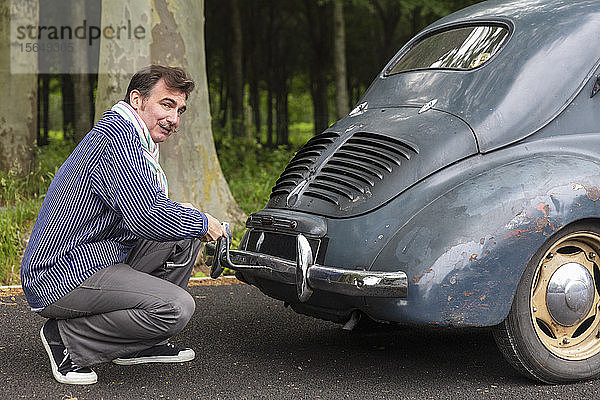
[413,273,424,283]
[504,227,532,240]
[573,184,600,201]
[412,268,432,284]
[586,186,600,201]
[536,203,550,217]
[536,217,555,232]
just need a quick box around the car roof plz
[361,0,600,152]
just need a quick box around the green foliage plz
[215,134,297,215]
[0,199,41,285]
[288,122,314,149]
[288,78,315,125]
[0,132,75,285]
[0,131,74,207]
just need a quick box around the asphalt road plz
[2,281,600,399]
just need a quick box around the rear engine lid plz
[266,107,477,217]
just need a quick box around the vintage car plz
[210,0,600,383]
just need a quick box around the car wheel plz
[493,221,600,383]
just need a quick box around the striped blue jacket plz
[21,111,209,310]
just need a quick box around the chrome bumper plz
[210,227,407,302]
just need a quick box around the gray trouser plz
[39,238,201,367]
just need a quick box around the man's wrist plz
[198,212,209,238]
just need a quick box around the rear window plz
[387,25,509,75]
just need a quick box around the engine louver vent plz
[304,132,419,206]
[270,131,340,198]
[265,106,478,217]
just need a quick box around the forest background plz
[0,0,482,285]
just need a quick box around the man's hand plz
[201,212,227,242]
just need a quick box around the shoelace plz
[58,349,86,372]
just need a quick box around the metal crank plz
[206,221,236,279]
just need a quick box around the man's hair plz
[124,65,195,104]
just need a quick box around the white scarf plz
[111,101,169,196]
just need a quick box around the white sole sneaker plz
[112,348,195,365]
[40,325,98,385]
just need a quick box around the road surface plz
[1,281,599,399]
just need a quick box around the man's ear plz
[129,90,142,110]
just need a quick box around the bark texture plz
[0,0,37,174]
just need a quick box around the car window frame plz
[384,20,514,76]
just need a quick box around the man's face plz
[129,79,187,143]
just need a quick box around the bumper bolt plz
[562,338,570,345]
[546,252,554,259]
[590,252,597,259]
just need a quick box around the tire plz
[492,221,600,383]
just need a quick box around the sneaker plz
[112,343,195,365]
[40,319,97,385]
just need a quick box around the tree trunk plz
[72,73,92,143]
[311,71,329,136]
[228,0,244,137]
[265,2,275,147]
[40,74,50,146]
[0,0,37,174]
[218,74,228,129]
[371,0,402,67]
[303,0,331,136]
[249,70,261,139]
[333,0,349,119]
[275,77,289,146]
[70,1,92,143]
[61,74,74,140]
[95,0,245,225]
[37,74,50,146]
[37,75,41,145]
[94,1,152,122]
[411,5,423,37]
[245,2,261,139]
[89,73,98,126]
[266,86,274,148]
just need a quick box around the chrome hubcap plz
[547,262,594,326]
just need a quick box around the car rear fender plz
[365,150,600,326]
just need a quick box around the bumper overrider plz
[209,224,408,302]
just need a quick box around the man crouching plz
[21,65,226,385]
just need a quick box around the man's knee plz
[163,288,195,336]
